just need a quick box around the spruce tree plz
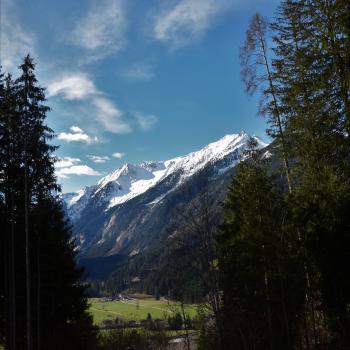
[271,1,350,345]
[0,70,20,349]
[0,66,6,347]
[0,56,97,349]
[31,199,96,349]
[218,157,305,349]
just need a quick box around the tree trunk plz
[262,244,274,350]
[180,302,190,350]
[37,237,41,350]
[24,142,31,350]
[10,192,16,350]
[257,21,292,193]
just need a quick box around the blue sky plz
[1,0,278,193]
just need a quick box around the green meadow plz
[89,295,197,325]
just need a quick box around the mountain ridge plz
[62,132,268,263]
[63,132,267,220]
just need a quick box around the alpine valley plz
[62,132,269,286]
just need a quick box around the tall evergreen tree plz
[0,65,7,347]
[0,56,97,349]
[0,70,20,350]
[240,13,293,193]
[31,199,97,350]
[218,156,305,350]
[271,0,350,345]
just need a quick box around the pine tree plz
[272,0,347,174]
[0,65,7,347]
[31,199,97,349]
[271,0,350,345]
[0,70,20,349]
[0,56,97,349]
[217,157,305,350]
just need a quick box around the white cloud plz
[87,155,110,163]
[0,0,35,72]
[135,112,158,130]
[70,125,84,133]
[56,165,102,178]
[70,0,126,61]
[55,157,101,179]
[55,156,81,168]
[47,73,98,100]
[152,0,232,49]
[122,63,155,80]
[112,152,125,159]
[47,73,131,134]
[58,132,95,143]
[93,97,131,134]
[57,126,99,143]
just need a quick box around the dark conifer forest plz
[217,0,350,348]
[0,0,349,349]
[0,56,97,349]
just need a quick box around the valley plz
[89,295,197,325]
[62,132,268,290]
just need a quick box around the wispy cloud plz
[48,73,132,134]
[93,97,132,134]
[152,0,233,49]
[69,0,126,62]
[87,155,110,163]
[0,0,35,72]
[121,62,155,80]
[57,126,99,143]
[47,73,98,100]
[135,112,158,130]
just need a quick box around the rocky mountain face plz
[62,132,268,277]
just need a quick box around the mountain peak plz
[63,132,268,221]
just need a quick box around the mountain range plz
[62,132,268,279]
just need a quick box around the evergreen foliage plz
[98,328,168,350]
[168,313,183,331]
[218,157,305,349]
[1,1,348,349]
[0,56,97,349]
[217,1,350,349]
[272,0,350,346]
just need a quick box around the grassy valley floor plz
[89,294,197,325]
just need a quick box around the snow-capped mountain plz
[61,132,268,264]
[63,132,266,222]
[63,186,96,221]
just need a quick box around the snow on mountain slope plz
[62,186,96,221]
[63,132,267,221]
